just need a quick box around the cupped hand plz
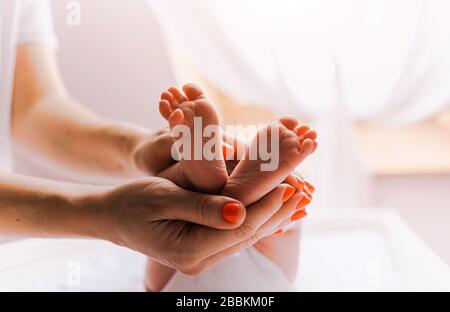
[79,177,297,275]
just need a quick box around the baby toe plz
[168,109,185,128]
[161,91,179,109]
[159,100,172,120]
[279,116,299,130]
[168,86,188,103]
[182,83,207,100]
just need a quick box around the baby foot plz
[159,83,228,193]
[222,116,317,206]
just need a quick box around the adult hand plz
[77,177,298,275]
[132,129,176,176]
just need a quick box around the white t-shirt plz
[0,0,57,171]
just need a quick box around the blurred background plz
[6,0,449,291]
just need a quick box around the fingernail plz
[297,196,311,210]
[291,210,308,222]
[283,186,296,203]
[223,203,241,224]
[305,181,315,194]
[274,229,284,235]
[297,126,310,136]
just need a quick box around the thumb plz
[166,189,246,229]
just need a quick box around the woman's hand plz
[77,177,298,275]
[132,129,175,176]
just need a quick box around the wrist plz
[69,186,114,241]
[97,122,156,177]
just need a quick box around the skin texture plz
[2,44,309,280]
[0,171,298,275]
[147,85,317,291]
[160,85,229,193]
[12,44,171,179]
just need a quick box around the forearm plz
[0,171,102,238]
[12,95,153,178]
[11,44,160,178]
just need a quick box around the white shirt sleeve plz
[17,0,58,47]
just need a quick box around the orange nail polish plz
[297,197,311,209]
[283,186,296,203]
[222,143,234,158]
[305,181,315,194]
[223,203,240,224]
[274,229,284,235]
[297,126,310,136]
[222,145,228,157]
[291,210,308,222]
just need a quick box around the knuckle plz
[250,229,264,245]
[234,223,256,241]
[145,177,176,195]
[244,238,257,248]
[195,195,212,224]
[244,237,258,248]
[238,229,265,249]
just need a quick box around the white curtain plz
[147,0,450,207]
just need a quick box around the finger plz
[256,190,305,237]
[168,86,188,103]
[284,174,297,188]
[275,193,313,234]
[284,174,304,191]
[199,191,303,269]
[295,176,306,190]
[194,184,290,259]
[278,209,308,230]
[303,187,313,200]
[304,179,316,194]
[162,188,246,230]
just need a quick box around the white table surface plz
[0,208,449,292]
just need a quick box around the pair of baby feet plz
[147,83,317,292]
[159,83,318,208]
